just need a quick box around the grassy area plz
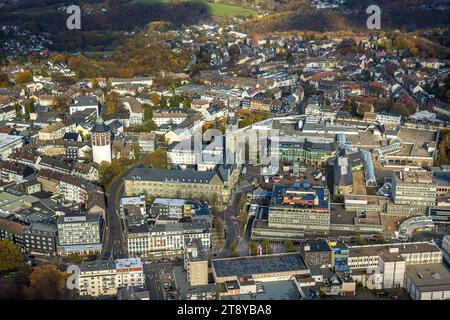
[137,0,258,17]
[137,0,169,4]
[205,2,257,17]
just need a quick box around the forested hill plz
[0,1,210,33]
[238,1,450,34]
[0,0,210,51]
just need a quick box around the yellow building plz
[124,166,239,210]
[38,122,67,141]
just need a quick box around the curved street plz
[101,163,141,260]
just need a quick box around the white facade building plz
[69,96,99,115]
[78,258,145,297]
[91,116,112,164]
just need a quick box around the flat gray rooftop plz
[349,242,441,258]
[212,253,308,278]
[230,280,302,300]
[405,263,450,292]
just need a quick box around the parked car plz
[166,293,175,300]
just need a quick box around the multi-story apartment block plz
[78,258,145,297]
[150,198,186,220]
[184,239,209,286]
[38,122,73,141]
[23,221,57,255]
[348,242,444,290]
[0,133,23,159]
[0,105,16,121]
[300,240,332,268]
[57,213,103,255]
[78,260,116,297]
[0,161,34,183]
[0,218,26,251]
[59,175,90,204]
[126,225,149,257]
[127,220,210,257]
[153,109,190,127]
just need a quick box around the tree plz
[249,241,258,256]
[142,148,170,169]
[197,46,211,64]
[261,240,272,254]
[91,78,99,89]
[23,101,34,121]
[27,264,68,300]
[125,119,157,133]
[15,70,33,84]
[357,102,372,117]
[50,53,66,64]
[169,95,183,109]
[143,104,153,121]
[284,240,295,252]
[303,82,317,98]
[182,99,191,109]
[150,93,160,106]
[0,72,12,88]
[437,129,450,165]
[230,240,239,257]
[104,92,120,115]
[0,279,22,299]
[132,142,141,161]
[373,235,388,244]
[0,240,22,274]
[354,234,368,246]
[98,161,115,186]
[52,95,69,110]
[239,111,269,128]
[390,102,412,117]
[159,96,168,109]
[66,253,83,265]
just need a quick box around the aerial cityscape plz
[0,0,450,304]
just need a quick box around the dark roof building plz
[212,253,309,283]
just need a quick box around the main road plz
[213,166,257,258]
[102,163,257,260]
[101,163,142,260]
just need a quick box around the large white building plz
[376,112,402,125]
[348,242,444,291]
[153,109,189,127]
[91,116,112,164]
[78,258,145,297]
[0,133,23,159]
[69,96,99,115]
[127,220,211,257]
[57,213,103,255]
[404,263,450,300]
[167,138,224,170]
[392,171,437,207]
